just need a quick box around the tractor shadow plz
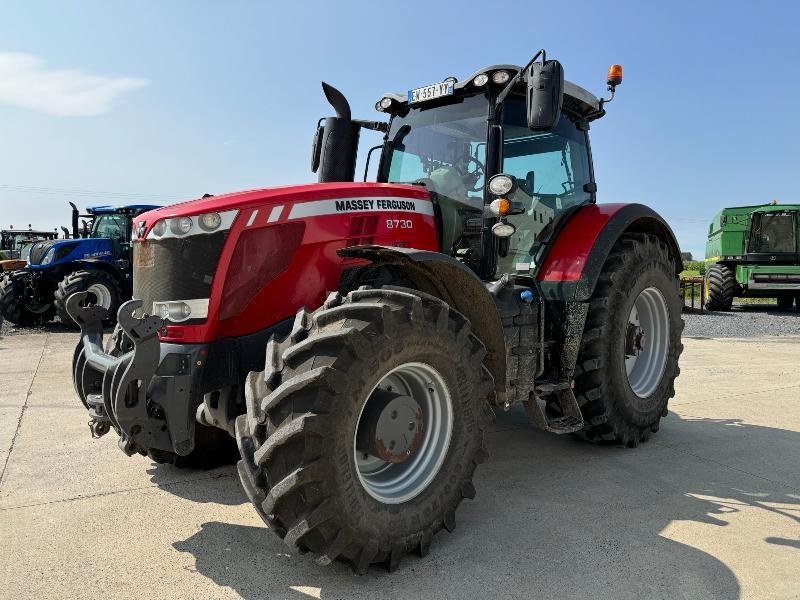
[169,411,800,599]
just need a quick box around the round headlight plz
[379,97,393,110]
[472,73,489,87]
[488,174,516,196]
[199,212,222,231]
[492,222,517,238]
[151,219,166,237]
[492,70,510,85]
[170,217,193,235]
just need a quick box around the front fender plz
[337,245,507,399]
[537,203,682,301]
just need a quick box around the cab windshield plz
[380,93,488,211]
[91,214,127,239]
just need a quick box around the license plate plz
[407,81,454,104]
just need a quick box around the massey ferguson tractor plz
[68,51,683,573]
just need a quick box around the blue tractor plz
[0,202,160,327]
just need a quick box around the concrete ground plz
[1,332,798,600]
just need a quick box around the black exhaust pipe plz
[312,82,360,183]
[69,202,79,239]
[60,226,70,239]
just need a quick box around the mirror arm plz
[353,119,389,133]
[495,48,546,109]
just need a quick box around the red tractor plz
[69,51,683,573]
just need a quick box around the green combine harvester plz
[705,202,800,310]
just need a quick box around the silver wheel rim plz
[87,283,112,309]
[625,287,669,398]
[354,362,453,504]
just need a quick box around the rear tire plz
[55,269,122,327]
[776,295,794,310]
[573,233,683,447]
[0,271,55,326]
[705,264,736,311]
[236,287,492,573]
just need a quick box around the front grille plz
[133,231,228,316]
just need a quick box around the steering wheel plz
[455,155,485,192]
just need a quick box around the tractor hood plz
[133,182,429,238]
[27,238,113,267]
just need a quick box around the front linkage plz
[68,293,199,457]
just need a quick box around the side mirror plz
[526,60,564,131]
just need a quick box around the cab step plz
[523,384,585,434]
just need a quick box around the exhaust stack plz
[311,82,360,183]
[69,202,79,239]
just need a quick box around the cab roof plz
[381,64,604,121]
[86,204,161,215]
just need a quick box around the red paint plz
[135,182,439,344]
[537,203,629,282]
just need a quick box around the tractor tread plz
[236,286,492,573]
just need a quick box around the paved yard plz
[1,331,798,599]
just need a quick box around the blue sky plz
[0,0,798,258]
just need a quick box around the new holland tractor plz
[705,202,800,310]
[0,202,159,326]
[68,51,683,573]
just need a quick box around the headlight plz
[488,173,517,196]
[40,247,55,265]
[151,299,209,322]
[151,219,166,237]
[145,209,238,240]
[492,70,510,84]
[199,212,222,232]
[379,97,393,110]
[492,222,516,238]
[170,217,193,235]
[472,73,489,87]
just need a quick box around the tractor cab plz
[1,228,59,261]
[747,206,798,258]
[314,52,618,280]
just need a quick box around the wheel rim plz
[87,283,112,309]
[354,362,453,504]
[624,287,669,398]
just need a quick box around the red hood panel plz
[137,182,430,225]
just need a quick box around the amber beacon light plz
[607,64,623,87]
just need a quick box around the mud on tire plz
[236,286,493,573]
[573,233,684,447]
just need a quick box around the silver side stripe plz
[287,197,434,220]
[267,205,284,223]
[246,209,259,227]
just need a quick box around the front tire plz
[236,287,492,573]
[573,233,683,446]
[0,271,55,326]
[705,263,736,311]
[55,269,122,327]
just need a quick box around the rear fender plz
[537,203,682,302]
[337,245,507,399]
